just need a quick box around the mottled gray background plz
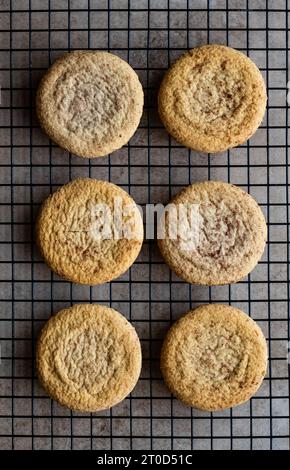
[0,0,289,451]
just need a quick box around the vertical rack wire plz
[265,0,273,450]
[28,0,34,451]
[245,0,253,450]
[9,0,15,452]
[286,0,290,444]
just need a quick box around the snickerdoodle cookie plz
[36,178,143,285]
[158,44,267,153]
[158,181,267,285]
[36,51,143,158]
[37,304,142,412]
[160,304,267,411]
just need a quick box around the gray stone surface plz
[0,0,289,451]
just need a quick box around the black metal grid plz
[0,0,289,451]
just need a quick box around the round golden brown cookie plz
[36,51,144,158]
[36,178,143,285]
[158,180,267,285]
[37,304,142,412]
[161,304,267,411]
[158,44,267,153]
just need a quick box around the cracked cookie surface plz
[160,304,267,411]
[158,180,267,285]
[37,304,142,412]
[36,178,144,285]
[36,51,143,158]
[158,44,267,153]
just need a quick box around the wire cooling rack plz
[0,0,289,451]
